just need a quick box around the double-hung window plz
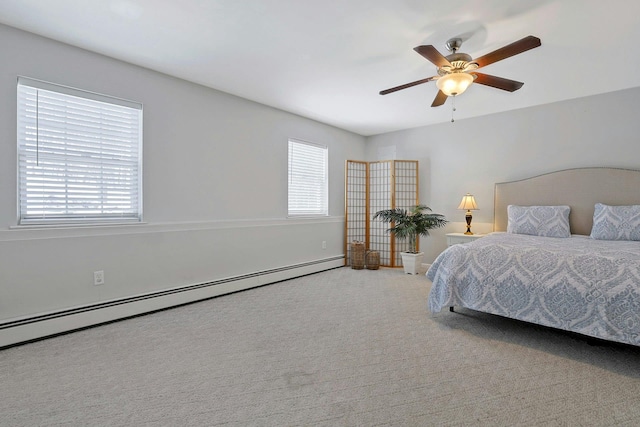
[288,139,328,217]
[17,77,143,225]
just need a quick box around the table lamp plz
[458,193,478,235]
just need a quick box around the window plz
[17,77,142,225]
[288,139,328,216]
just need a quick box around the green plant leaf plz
[373,204,447,252]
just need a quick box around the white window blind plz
[17,77,142,225]
[288,139,328,216]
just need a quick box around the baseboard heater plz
[0,255,344,348]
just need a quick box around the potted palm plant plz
[373,204,447,274]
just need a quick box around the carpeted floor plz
[1,266,640,426]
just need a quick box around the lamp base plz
[464,211,473,235]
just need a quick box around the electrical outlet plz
[94,270,105,286]
[322,240,327,249]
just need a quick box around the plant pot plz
[400,252,423,275]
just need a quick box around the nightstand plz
[446,233,485,246]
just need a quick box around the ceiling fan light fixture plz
[436,73,474,97]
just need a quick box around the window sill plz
[10,221,147,230]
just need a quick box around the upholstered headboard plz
[494,167,640,235]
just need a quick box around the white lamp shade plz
[436,73,474,97]
[458,193,478,210]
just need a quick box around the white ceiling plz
[1,0,639,136]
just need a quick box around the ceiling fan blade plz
[472,35,541,68]
[414,45,451,68]
[431,90,448,107]
[473,73,524,92]
[379,77,435,95]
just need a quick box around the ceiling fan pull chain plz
[451,96,456,122]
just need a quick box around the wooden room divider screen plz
[345,160,418,267]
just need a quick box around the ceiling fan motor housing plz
[439,52,477,76]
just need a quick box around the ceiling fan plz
[379,35,541,107]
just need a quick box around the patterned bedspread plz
[427,232,640,346]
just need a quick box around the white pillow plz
[507,205,571,238]
[590,203,640,241]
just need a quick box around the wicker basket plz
[366,251,380,270]
[350,241,365,270]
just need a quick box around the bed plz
[427,167,640,347]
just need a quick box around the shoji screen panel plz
[345,161,368,266]
[369,161,393,266]
[392,160,419,266]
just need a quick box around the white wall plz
[0,24,365,345]
[366,88,640,263]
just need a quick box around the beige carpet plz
[1,267,640,426]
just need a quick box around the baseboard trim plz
[0,256,344,348]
